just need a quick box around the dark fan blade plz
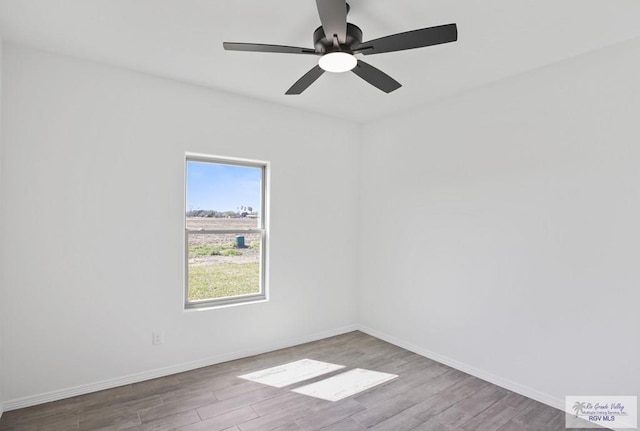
[223,42,316,55]
[286,65,325,95]
[315,0,348,43]
[354,23,457,55]
[351,60,401,93]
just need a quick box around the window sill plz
[184,295,268,311]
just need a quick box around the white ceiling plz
[2,0,640,122]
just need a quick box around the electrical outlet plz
[152,331,164,345]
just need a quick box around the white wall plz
[3,34,640,414]
[0,37,4,419]
[359,37,640,408]
[0,43,359,406]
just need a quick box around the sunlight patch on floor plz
[238,358,345,388]
[292,368,398,401]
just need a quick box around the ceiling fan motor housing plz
[313,23,362,54]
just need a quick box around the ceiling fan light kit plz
[319,52,357,73]
[223,0,457,94]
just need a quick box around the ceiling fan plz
[223,0,458,95]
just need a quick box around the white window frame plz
[184,154,269,309]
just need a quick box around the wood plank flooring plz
[0,331,596,431]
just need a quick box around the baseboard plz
[2,324,359,412]
[357,324,564,407]
[356,325,633,431]
[2,325,631,430]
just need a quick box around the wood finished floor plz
[0,331,595,431]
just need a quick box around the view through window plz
[185,156,267,308]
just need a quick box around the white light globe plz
[319,52,357,73]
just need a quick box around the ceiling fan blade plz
[315,0,348,43]
[354,23,457,55]
[286,65,325,95]
[223,42,317,55]
[351,60,401,93]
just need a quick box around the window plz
[185,155,268,308]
